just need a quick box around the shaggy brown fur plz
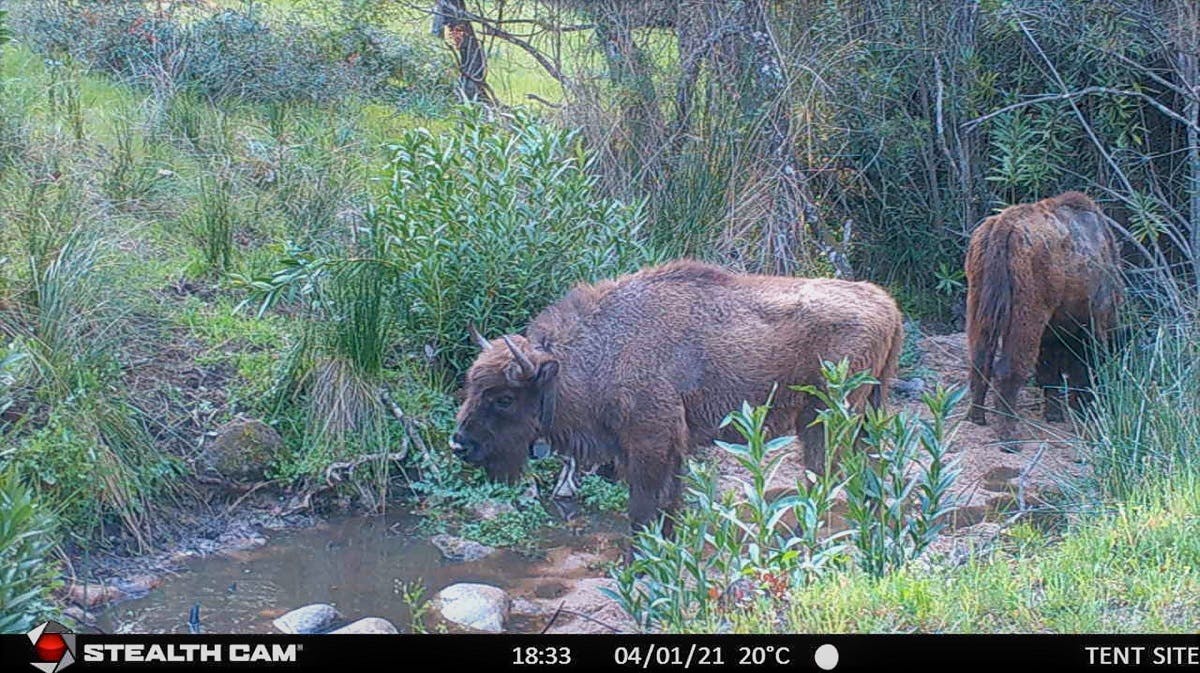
[966,192,1122,448]
[451,259,904,536]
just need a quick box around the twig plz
[222,480,272,516]
[1016,442,1048,513]
[525,93,562,108]
[539,604,626,634]
[540,601,564,634]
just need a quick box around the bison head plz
[450,325,559,483]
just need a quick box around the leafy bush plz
[13,1,453,106]
[246,105,653,375]
[375,106,653,372]
[0,469,60,634]
[607,362,961,631]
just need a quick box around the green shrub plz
[14,1,452,107]
[796,359,961,578]
[0,469,60,634]
[375,105,653,373]
[607,362,961,631]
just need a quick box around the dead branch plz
[962,86,1200,134]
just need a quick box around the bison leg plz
[619,412,686,552]
[968,343,993,425]
[796,401,828,476]
[1036,333,1069,423]
[993,324,1043,451]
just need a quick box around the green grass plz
[716,474,1198,633]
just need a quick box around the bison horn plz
[467,322,491,350]
[502,335,536,379]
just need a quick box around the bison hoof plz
[967,410,987,425]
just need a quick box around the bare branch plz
[962,86,1200,134]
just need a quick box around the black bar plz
[4,634,1198,671]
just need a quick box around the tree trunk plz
[433,0,494,104]
[1175,0,1200,290]
[590,1,668,192]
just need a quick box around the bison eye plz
[494,394,515,409]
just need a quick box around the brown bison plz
[966,191,1122,448]
[450,259,904,535]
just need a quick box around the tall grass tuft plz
[1,226,180,549]
[1078,309,1200,501]
[188,169,237,275]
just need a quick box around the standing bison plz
[450,260,903,535]
[966,192,1122,448]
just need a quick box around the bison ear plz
[534,360,559,386]
[536,361,559,431]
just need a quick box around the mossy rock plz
[202,418,283,483]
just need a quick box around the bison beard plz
[452,259,904,547]
[965,191,1123,449]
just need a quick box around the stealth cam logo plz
[27,621,76,673]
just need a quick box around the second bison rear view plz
[450,259,903,536]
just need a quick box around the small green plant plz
[608,362,963,631]
[934,263,965,297]
[394,579,430,633]
[459,504,551,552]
[101,114,158,210]
[578,474,628,513]
[0,469,61,633]
[796,358,962,578]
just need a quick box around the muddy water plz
[94,511,625,634]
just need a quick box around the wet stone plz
[430,534,496,563]
[434,583,509,633]
[273,603,342,634]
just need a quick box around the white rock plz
[434,583,510,633]
[329,617,399,634]
[272,603,341,634]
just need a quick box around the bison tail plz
[968,225,1016,382]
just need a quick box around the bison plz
[450,259,904,536]
[965,191,1122,448]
